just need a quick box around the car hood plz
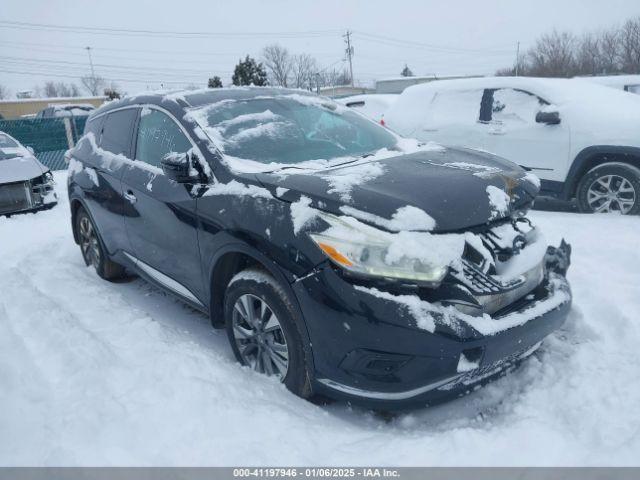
[0,156,47,184]
[254,147,538,232]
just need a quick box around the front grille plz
[0,181,32,214]
[448,219,545,314]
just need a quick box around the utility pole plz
[85,46,96,80]
[515,41,520,76]
[343,30,354,87]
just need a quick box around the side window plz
[426,89,483,126]
[135,109,192,167]
[100,108,138,157]
[489,89,545,125]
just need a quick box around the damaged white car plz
[0,131,57,216]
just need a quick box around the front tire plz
[224,268,312,399]
[75,206,126,280]
[576,163,640,214]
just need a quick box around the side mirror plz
[535,110,561,125]
[26,146,35,155]
[160,151,201,183]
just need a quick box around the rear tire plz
[224,268,313,399]
[576,163,640,214]
[75,206,126,281]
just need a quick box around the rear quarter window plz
[99,108,138,157]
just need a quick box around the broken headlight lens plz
[309,213,448,285]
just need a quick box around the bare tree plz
[599,28,622,74]
[318,67,351,87]
[576,32,603,76]
[262,44,293,87]
[0,84,9,99]
[527,30,577,77]
[620,17,640,73]
[291,53,317,89]
[41,81,82,98]
[81,75,106,96]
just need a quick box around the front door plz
[122,107,205,306]
[479,88,570,182]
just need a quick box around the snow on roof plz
[576,75,640,87]
[396,76,640,105]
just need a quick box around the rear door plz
[479,88,570,182]
[416,88,486,150]
[78,108,137,256]
[122,106,205,306]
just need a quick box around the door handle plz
[124,190,137,204]
[489,127,506,135]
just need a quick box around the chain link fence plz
[0,116,87,171]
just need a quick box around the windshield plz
[189,95,398,167]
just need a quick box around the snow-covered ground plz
[1,171,639,466]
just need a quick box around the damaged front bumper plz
[293,240,572,409]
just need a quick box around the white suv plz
[385,77,640,214]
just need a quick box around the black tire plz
[576,163,640,215]
[224,268,313,399]
[75,206,126,281]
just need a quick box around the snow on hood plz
[258,146,538,232]
[0,156,47,184]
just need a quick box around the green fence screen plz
[0,116,87,171]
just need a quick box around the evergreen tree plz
[401,64,414,77]
[232,56,268,86]
[208,76,223,88]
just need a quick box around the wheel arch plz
[206,242,316,374]
[563,145,640,199]
[69,196,89,245]
[208,243,301,325]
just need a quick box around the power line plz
[353,31,516,54]
[0,68,205,86]
[0,20,342,39]
[0,55,234,76]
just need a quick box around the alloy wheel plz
[79,216,101,268]
[231,294,289,379]
[587,174,636,214]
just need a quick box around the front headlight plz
[309,213,449,285]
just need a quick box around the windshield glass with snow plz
[190,95,398,166]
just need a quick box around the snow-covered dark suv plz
[67,88,572,409]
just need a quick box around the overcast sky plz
[1,0,639,96]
